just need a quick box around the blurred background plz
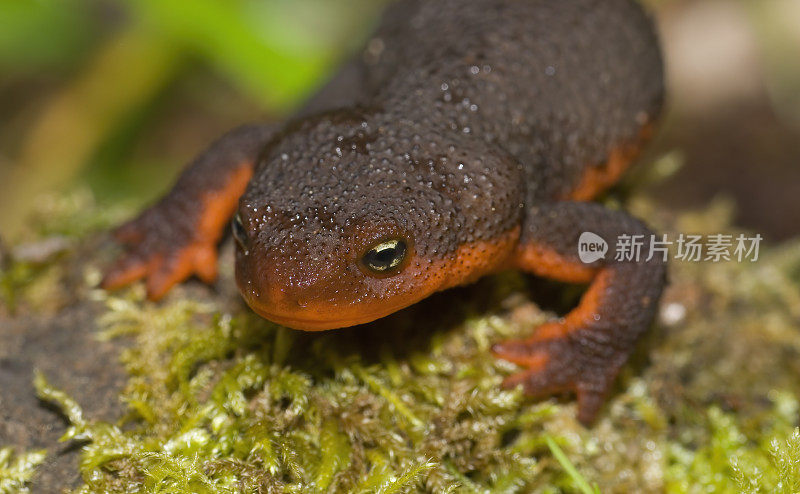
[0,0,388,239]
[0,0,798,241]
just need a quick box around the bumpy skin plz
[104,0,666,424]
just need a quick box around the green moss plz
[36,293,566,492]
[0,188,129,314]
[0,447,46,494]
[0,259,39,313]
[732,427,800,494]
[544,436,600,494]
[665,405,800,493]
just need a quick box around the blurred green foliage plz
[0,0,94,70]
[0,0,385,238]
[0,0,382,108]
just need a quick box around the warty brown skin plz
[103,0,666,424]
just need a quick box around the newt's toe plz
[103,222,219,301]
[101,257,153,290]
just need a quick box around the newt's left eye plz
[232,213,249,252]
[361,239,407,274]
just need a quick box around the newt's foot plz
[101,208,219,301]
[492,322,623,425]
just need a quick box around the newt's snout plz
[233,227,439,331]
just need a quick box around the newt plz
[103,0,666,425]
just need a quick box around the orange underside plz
[567,123,655,201]
[526,269,611,341]
[197,164,254,246]
[514,242,598,284]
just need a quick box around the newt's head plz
[233,112,523,331]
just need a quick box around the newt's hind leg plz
[493,202,666,425]
[102,124,276,300]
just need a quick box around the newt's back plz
[364,0,664,200]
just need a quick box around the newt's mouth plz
[247,308,383,331]
[241,296,423,332]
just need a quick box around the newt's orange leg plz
[102,124,276,300]
[493,202,665,425]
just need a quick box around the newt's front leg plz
[493,202,666,425]
[102,124,276,300]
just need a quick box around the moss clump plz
[732,426,800,494]
[0,447,46,494]
[36,291,571,492]
[0,188,128,314]
[666,403,800,493]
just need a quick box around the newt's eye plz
[361,239,407,274]
[232,213,249,251]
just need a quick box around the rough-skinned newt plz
[103,0,666,425]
